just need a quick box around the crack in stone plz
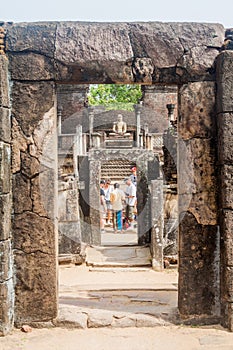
[0,277,13,284]
[14,247,53,256]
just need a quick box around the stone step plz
[86,245,152,267]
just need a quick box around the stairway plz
[101,159,135,182]
[86,245,152,268]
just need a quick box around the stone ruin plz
[0,21,233,334]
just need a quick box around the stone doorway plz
[1,21,229,334]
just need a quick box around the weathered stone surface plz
[14,250,57,324]
[142,85,178,133]
[179,191,217,226]
[216,50,233,113]
[59,222,81,255]
[54,307,87,328]
[31,169,56,218]
[112,315,136,328]
[6,22,57,56]
[11,117,32,173]
[0,142,11,194]
[87,310,113,328]
[135,314,165,327]
[220,210,233,268]
[217,113,233,164]
[150,179,163,270]
[13,173,32,214]
[0,279,14,336]
[220,165,233,209]
[13,212,55,254]
[178,138,217,225]
[8,52,55,81]
[0,56,10,108]
[21,152,40,178]
[11,81,55,137]
[130,22,224,81]
[0,193,11,240]
[0,107,10,143]
[179,212,220,316]
[55,22,133,63]
[220,210,233,241]
[55,22,134,83]
[0,240,13,283]
[179,82,216,140]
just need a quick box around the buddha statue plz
[110,114,130,137]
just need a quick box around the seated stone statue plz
[110,114,130,137]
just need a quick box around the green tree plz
[88,84,142,111]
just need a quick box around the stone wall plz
[0,54,14,335]
[216,50,233,330]
[142,85,178,133]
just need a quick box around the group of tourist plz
[99,167,137,233]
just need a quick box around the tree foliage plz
[88,84,142,111]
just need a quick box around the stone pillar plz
[178,82,220,320]
[89,156,101,245]
[150,179,163,270]
[134,104,142,148]
[137,157,150,245]
[216,51,233,331]
[58,179,81,261]
[11,81,58,326]
[0,55,14,335]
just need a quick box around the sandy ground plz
[1,266,233,349]
[59,264,178,288]
[1,325,233,350]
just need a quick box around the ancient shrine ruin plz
[0,20,233,335]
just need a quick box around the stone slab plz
[54,306,87,329]
[8,52,55,81]
[216,50,233,113]
[0,278,14,336]
[179,82,216,140]
[0,142,11,194]
[0,239,13,283]
[0,107,10,143]
[14,250,57,324]
[0,56,10,108]
[217,113,233,164]
[0,193,12,240]
[220,165,233,209]
[179,212,219,316]
[11,81,55,137]
[6,22,57,56]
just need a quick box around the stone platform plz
[86,245,152,267]
[56,265,178,329]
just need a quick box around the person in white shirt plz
[124,177,137,228]
[111,183,125,232]
[103,178,114,225]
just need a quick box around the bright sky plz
[1,0,232,28]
